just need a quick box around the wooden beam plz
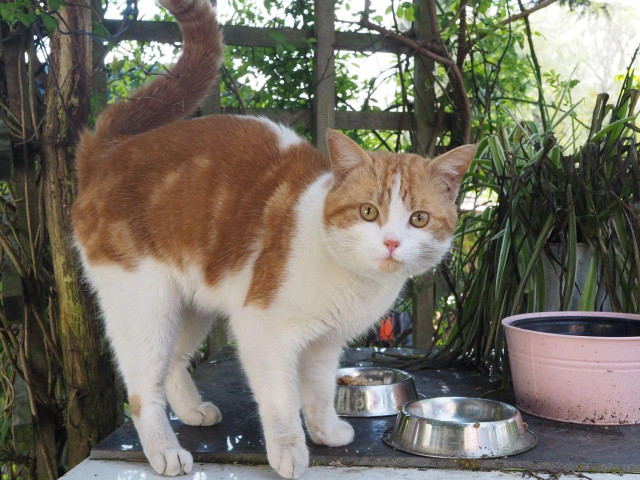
[412,273,435,350]
[200,76,224,352]
[222,107,311,126]
[411,0,437,349]
[103,20,410,54]
[220,108,413,132]
[43,0,121,465]
[312,0,336,154]
[335,30,411,55]
[335,110,413,131]
[412,0,437,156]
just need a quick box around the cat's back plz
[72,115,330,280]
[77,115,324,186]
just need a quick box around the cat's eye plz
[410,211,430,228]
[360,203,379,222]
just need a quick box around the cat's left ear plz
[429,144,477,200]
[326,129,373,181]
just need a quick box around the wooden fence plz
[102,0,438,348]
[103,13,418,144]
[0,1,437,351]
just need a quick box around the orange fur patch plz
[129,394,141,417]
[72,116,329,307]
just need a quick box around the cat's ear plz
[326,129,372,181]
[430,144,477,200]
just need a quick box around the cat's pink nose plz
[384,238,400,255]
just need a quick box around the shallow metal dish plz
[334,367,419,417]
[383,397,537,458]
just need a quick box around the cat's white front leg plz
[232,318,308,479]
[299,337,354,447]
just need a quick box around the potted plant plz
[426,73,640,373]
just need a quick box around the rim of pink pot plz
[501,311,640,341]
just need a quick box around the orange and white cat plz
[72,0,475,478]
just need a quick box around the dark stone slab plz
[91,348,640,474]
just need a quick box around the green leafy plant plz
[429,71,640,373]
[0,0,64,33]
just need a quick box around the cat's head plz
[322,130,476,278]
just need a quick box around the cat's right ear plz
[429,144,477,201]
[326,129,372,181]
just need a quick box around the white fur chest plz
[280,252,405,340]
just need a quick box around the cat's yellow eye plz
[410,211,430,228]
[360,203,379,222]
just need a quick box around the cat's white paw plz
[308,418,354,447]
[267,436,309,479]
[148,447,193,476]
[176,401,222,426]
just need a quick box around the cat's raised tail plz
[76,0,222,171]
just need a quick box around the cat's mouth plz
[379,257,402,273]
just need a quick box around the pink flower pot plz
[502,311,640,425]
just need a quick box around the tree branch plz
[499,0,559,26]
[425,0,441,41]
[360,9,472,143]
[221,65,246,114]
[456,0,469,69]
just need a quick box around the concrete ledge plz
[62,459,638,480]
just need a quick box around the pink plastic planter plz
[502,311,640,425]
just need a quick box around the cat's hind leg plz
[165,308,222,426]
[92,261,191,476]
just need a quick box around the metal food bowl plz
[334,367,419,417]
[383,397,537,458]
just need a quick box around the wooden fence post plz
[411,0,438,349]
[312,0,336,155]
[42,0,120,467]
[412,0,437,157]
[199,74,226,355]
[200,78,221,116]
[206,315,229,357]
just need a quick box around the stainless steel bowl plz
[334,367,419,417]
[383,397,537,458]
